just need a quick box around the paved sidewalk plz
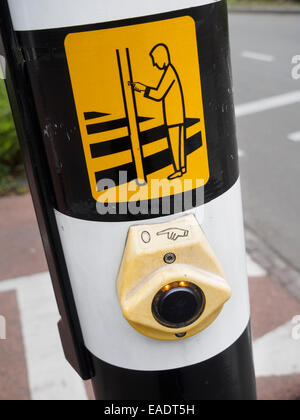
[0,195,47,280]
[0,194,299,400]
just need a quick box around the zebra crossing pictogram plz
[65,16,210,203]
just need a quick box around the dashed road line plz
[236,90,300,118]
[254,321,300,377]
[287,131,300,142]
[242,51,275,63]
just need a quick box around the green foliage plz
[0,81,25,194]
[228,0,300,4]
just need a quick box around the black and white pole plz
[0,0,257,401]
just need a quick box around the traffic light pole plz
[0,0,257,401]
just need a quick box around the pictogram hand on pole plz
[157,227,189,241]
[128,81,146,92]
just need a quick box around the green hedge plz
[0,81,25,193]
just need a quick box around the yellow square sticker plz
[65,16,210,203]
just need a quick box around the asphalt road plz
[229,13,300,272]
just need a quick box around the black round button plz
[152,282,205,329]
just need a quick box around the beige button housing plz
[117,215,231,341]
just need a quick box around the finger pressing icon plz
[157,228,189,241]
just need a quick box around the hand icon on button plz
[157,228,189,241]
[117,215,231,341]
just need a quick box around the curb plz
[245,226,300,302]
[229,6,300,14]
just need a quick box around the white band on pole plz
[8,0,221,31]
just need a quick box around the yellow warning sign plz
[65,16,210,203]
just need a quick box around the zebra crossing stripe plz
[0,274,87,400]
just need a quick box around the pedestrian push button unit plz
[117,215,231,341]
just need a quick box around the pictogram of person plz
[132,44,187,180]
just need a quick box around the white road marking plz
[0,256,289,394]
[0,273,88,401]
[288,131,300,142]
[247,255,266,278]
[254,321,300,377]
[236,90,300,118]
[242,50,275,63]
